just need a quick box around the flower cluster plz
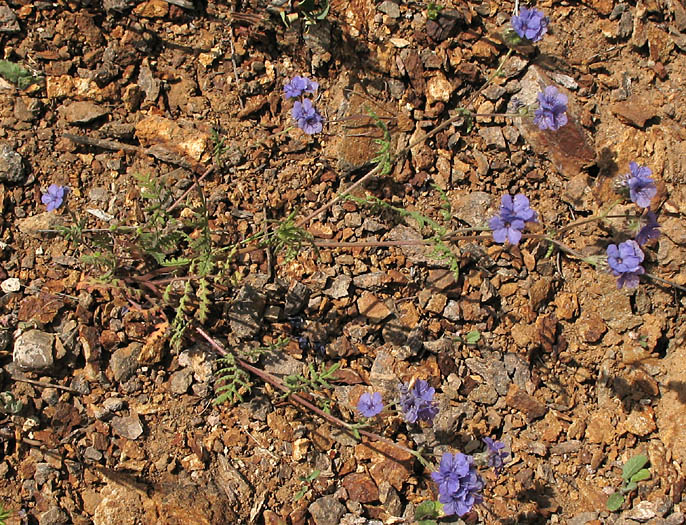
[431,452,483,516]
[398,379,438,424]
[534,86,568,131]
[283,75,318,99]
[618,162,657,209]
[284,75,323,135]
[483,438,509,475]
[635,211,660,246]
[607,161,661,288]
[41,184,67,212]
[357,392,383,417]
[607,240,645,289]
[489,194,538,245]
[511,7,548,43]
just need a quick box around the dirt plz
[0,0,685,524]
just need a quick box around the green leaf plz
[630,468,651,483]
[464,330,481,344]
[607,492,624,511]
[415,500,441,519]
[622,454,649,482]
[417,521,437,525]
[624,481,638,492]
[0,60,40,89]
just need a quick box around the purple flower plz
[483,437,509,475]
[607,240,645,289]
[635,211,660,246]
[431,452,483,517]
[533,86,568,131]
[511,7,549,42]
[41,184,67,211]
[619,162,657,208]
[292,99,324,135]
[489,194,538,245]
[357,392,383,417]
[398,379,438,424]
[284,75,319,99]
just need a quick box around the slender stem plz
[643,272,686,293]
[11,376,79,393]
[556,199,623,235]
[195,327,426,462]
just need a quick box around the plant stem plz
[195,327,428,463]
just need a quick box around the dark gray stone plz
[324,274,351,299]
[38,507,69,525]
[309,496,346,525]
[109,343,141,383]
[170,368,193,394]
[229,284,266,339]
[465,356,510,396]
[0,143,27,183]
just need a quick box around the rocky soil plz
[1,0,686,524]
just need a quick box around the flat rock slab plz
[59,101,108,123]
[509,65,596,178]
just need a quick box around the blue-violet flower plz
[284,75,319,99]
[431,452,483,517]
[489,193,538,245]
[41,184,67,212]
[483,437,509,475]
[398,379,438,424]
[619,162,657,208]
[607,240,645,289]
[635,211,660,246]
[292,99,324,135]
[533,86,568,131]
[357,392,383,417]
[511,7,549,43]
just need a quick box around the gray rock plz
[0,144,27,183]
[568,511,598,525]
[309,495,346,525]
[550,440,581,455]
[138,63,160,103]
[0,5,19,33]
[111,414,144,440]
[262,349,304,380]
[478,126,507,150]
[465,356,510,396]
[666,512,685,525]
[38,507,69,525]
[443,300,460,321]
[34,462,56,485]
[241,394,271,422]
[229,284,266,339]
[59,101,108,124]
[623,501,657,522]
[353,272,391,290]
[102,397,125,412]
[450,191,492,228]
[13,330,54,371]
[284,283,310,316]
[378,0,400,18]
[324,274,351,299]
[84,446,103,461]
[467,383,498,405]
[109,343,141,383]
[170,368,193,394]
